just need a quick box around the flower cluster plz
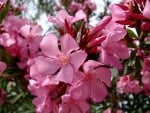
[0,0,150,113]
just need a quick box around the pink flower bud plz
[141,22,150,32]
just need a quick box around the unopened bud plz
[141,22,150,32]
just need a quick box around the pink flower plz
[143,0,150,19]
[117,75,141,94]
[69,60,111,102]
[40,33,87,84]
[28,80,58,113]
[0,61,7,75]
[58,94,90,113]
[0,15,28,56]
[99,23,129,69]
[18,24,42,59]
[48,10,87,27]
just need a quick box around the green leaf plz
[9,93,24,104]
[144,40,150,45]
[127,28,138,38]
[0,0,10,23]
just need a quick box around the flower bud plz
[141,22,150,32]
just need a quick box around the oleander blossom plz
[99,19,130,69]
[40,33,87,84]
[117,75,141,94]
[69,60,111,102]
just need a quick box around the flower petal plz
[72,10,87,23]
[60,34,79,54]
[143,0,150,19]
[40,33,60,58]
[110,41,130,59]
[56,64,74,83]
[94,67,111,87]
[70,50,87,71]
[30,56,60,77]
[90,79,108,102]
[0,61,7,75]
[70,80,90,100]
[100,48,123,69]
[83,60,101,73]
[20,25,30,38]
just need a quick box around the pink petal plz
[142,71,150,86]
[70,105,82,113]
[60,34,79,54]
[48,10,73,26]
[35,56,60,75]
[56,64,74,83]
[20,25,30,37]
[143,0,150,19]
[42,75,59,86]
[94,67,111,87]
[30,25,42,36]
[29,63,39,78]
[83,60,101,73]
[78,101,90,113]
[70,80,90,100]
[70,50,87,71]
[59,105,70,113]
[56,10,73,25]
[110,41,130,59]
[0,61,7,75]
[0,33,16,47]
[104,28,126,44]
[40,33,60,58]
[109,4,129,21]
[29,56,60,78]
[35,57,60,74]
[60,94,89,113]
[72,10,87,23]
[103,108,111,113]
[33,96,51,113]
[34,86,50,97]
[100,48,123,69]
[90,79,108,102]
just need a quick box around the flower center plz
[58,54,69,65]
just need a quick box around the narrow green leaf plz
[9,93,24,104]
[0,0,10,23]
[127,28,138,38]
